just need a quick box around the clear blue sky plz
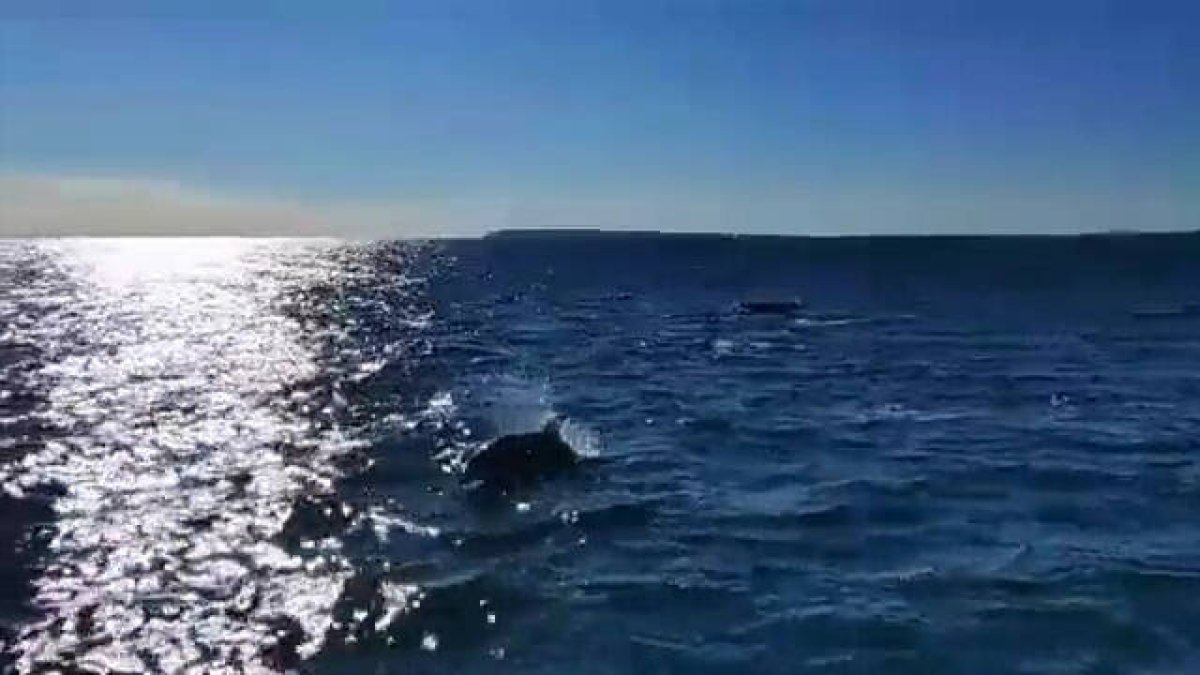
[1,0,1196,235]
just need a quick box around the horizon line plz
[4,227,1199,242]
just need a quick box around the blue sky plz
[1,0,1196,235]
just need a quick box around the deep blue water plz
[1,233,1199,674]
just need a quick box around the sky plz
[0,0,1196,236]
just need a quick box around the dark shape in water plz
[464,417,579,494]
[737,299,805,315]
[260,616,307,671]
[274,494,356,545]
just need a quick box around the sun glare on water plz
[0,237,415,673]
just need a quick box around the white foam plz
[556,416,603,458]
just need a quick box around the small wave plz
[711,338,736,356]
[1130,304,1200,320]
[793,316,865,328]
[855,403,973,425]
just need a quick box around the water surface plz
[2,233,1198,673]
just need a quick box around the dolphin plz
[463,417,579,494]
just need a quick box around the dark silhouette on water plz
[463,417,580,494]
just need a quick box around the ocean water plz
[1,232,1198,674]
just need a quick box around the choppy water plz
[1,233,1198,674]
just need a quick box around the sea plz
[1,232,1198,674]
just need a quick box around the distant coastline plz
[482,228,1200,241]
[2,228,1196,242]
